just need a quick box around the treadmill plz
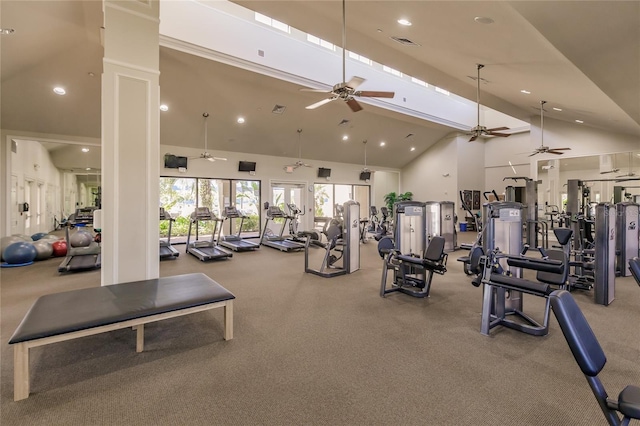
[260,206,305,252]
[159,207,179,259]
[58,223,101,273]
[219,206,260,252]
[186,207,233,261]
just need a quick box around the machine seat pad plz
[506,257,563,274]
[9,273,235,344]
[618,385,640,419]
[489,274,551,296]
[397,255,446,272]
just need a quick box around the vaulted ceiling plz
[2,1,638,171]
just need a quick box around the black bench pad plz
[489,274,551,296]
[9,273,235,344]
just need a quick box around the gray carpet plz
[1,233,639,425]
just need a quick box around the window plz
[348,51,372,65]
[410,77,428,88]
[314,183,370,221]
[435,86,450,96]
[254,12,290,33]
[382,65,403,77]
[307,34,335,51]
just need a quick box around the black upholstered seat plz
[551,290,640,426]
[629,258,640,287]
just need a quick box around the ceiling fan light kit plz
[283,129,312,173]
[189,112,228,163]
[529,100,571,156]
[301,0,394,112]
[468,64,511,142]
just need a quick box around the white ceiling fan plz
[468,64,511,142]
[284,129,312,173]
[189,112,228,162]
[300,0,395,112]
[528,100,571,156]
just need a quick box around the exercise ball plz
[70,231,93,248]
[12,234,33,241]
[40,234,61,242]
[31,232,48,241]
[51,240,68,257]
[3,242,37,264]
[1,236,25,259]
[33,240,54,260]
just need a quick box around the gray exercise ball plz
[11,234,33,242]
[70,230,93,248]
[33,240,54,260]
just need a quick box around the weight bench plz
[8,273,235,401]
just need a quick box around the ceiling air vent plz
[338,119,350,126]
[272,104,286,114]
[390,36,421,47]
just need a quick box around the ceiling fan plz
[300,0,395,112]
[284,129,312,173]
[528,100,571,156]
[616,152,637,178]
[468,64,510,142]
[359,139,376,175]
[189,112,228,162]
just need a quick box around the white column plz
[101,0,160,285]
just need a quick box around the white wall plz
[9,139,62,234]
[160,144,400,231]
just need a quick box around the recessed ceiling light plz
[342,135,349,141]
[81,148,90,153]
[159,104,169,112]
[237,117,245,124]
[553,107,563,111]
[53,87,66,95]
[410,147,415,152]
[520,90,531,94]
[0,28,15,35]
[474,16,494,24]
[575,119,584,124]
[397,19,412,26]
[380,142,386,147]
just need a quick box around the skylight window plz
[410,77,428,88]
[435,87,450,96]
[348,51,372,65]
[307,34,335,51]
[254,12,290,33]
[382,65,403,77]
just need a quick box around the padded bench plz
[9,273,235,401]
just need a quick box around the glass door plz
[270,181,305,237]
[232,180,261,238]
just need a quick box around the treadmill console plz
[192,207,213,220]
[267,206,285,218]
[224,206,242,218]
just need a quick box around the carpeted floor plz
[1,232,639,425]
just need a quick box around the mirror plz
[537,151,640,210]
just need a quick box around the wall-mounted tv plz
[239,161,257,172]
[164,154,188,169]
[359,171,371,181]
[318,167,331,178]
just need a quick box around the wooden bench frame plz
[13,299,233,401]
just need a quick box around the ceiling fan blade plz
[547,150,565,155]
[206,157,215,162]
[486,126,509,132]
[346,98,363,112]
[300,88,331,93]
[212,157,228,161]
[346,76,365,89]
[600,169,620,174]
[488,132,510,137]
[528,152,540,157]
[551,147,571,151]
[306,97,336,110]
[356,90,395,98]
[468,135,478,142]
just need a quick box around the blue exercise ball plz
[1,236,24,258]
[31,232,48,241]
[3,242,37,264]
[33,240,54,260]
